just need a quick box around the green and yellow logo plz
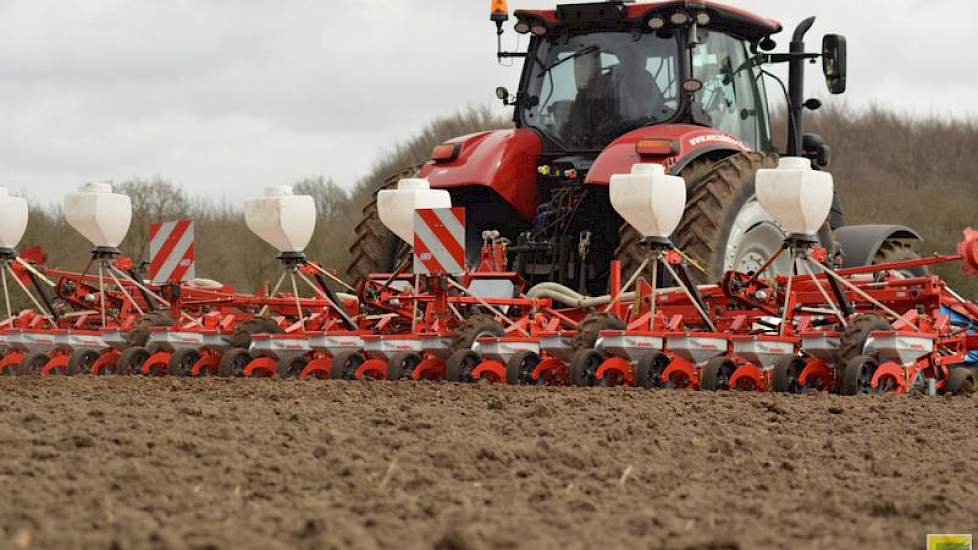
[928,534,973,550]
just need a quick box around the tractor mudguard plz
[834,224,923,268]
[584,124,749,185]
[417,129,543,220]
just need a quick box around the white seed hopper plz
[755,157,834,238]
[0,188,28,251]
[244,186,316,253]
[377,178,451,243]
[64,183,133,249]
[609,163,686,239]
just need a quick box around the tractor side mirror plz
[495,86,511,105]
[822,34,847,94]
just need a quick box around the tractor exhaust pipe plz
[786,16,816,157]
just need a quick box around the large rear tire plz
[346,166,421,282]
[873,238,929,277]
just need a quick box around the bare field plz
[0,378,976,550]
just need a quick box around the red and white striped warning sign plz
[413,208,465,275]
[149,219,195,284]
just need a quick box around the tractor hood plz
[515,1,781,42]
[418,129,543,220]
[585,124,749,185]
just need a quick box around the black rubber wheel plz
[700,357,737,391]
[167,349,201,377]
[277,355,310,379]
[573,313,627,350]
[445,350,481,383]
[18,351,50,376]
[634,352,671,390]
[771,355,807,394]
[67,350,100,376]
[452,314,505,351]
[838,314,891,364]
[328,350,363,381]
[217,348,252,378]
[569,349,604,387]
[840,354,879,396]
[116,347,150,376]
[387,352,422,381]
[505,350,540,385]
[947,367,976,396]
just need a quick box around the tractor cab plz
[508,2,776,155]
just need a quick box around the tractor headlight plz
[669,11,689,25]
[695,12,710,26]
[514,20,530,34]
[530,25,547,36]
[647,17,665,30]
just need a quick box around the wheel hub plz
[724,198,793,276]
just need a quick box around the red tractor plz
[349,1,921,294]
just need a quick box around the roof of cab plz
[514,1,782,42]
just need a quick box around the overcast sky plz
[1,0,975,204]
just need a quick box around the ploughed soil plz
[0,378,976,550]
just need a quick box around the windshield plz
[691,30,771,150]
[522,31,681,150]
